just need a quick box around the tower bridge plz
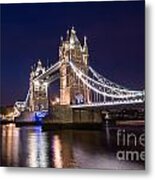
[14,27,145,122]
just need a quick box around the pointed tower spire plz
[70,26,80,47]
[46,58,49,69]
[71,26,76,34]
[60,36,63,45]
[84,36,87,46]
[83,36,88,52]
[60,36,63,42]
[37,59,42,66]
[66,29,69,41]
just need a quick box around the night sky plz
[1,1,145,106]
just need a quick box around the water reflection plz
[105,126,110,146]
[0,124,145,169]
[1,124,19,166]
[26,127,48,167]
[52,135,63,168]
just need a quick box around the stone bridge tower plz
[29,60,48,111]
[59,27,89,105]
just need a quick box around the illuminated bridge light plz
[34,111,48,122]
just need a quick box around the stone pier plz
[43,105,103,130]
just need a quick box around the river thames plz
[0,123,145,170]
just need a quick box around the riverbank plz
[12,119,145,131]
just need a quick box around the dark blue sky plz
[1,1,145,106]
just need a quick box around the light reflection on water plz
[26,127,48,167]
[0,124,145,169]
[52,135,63,168]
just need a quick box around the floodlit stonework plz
[59,27,90,105]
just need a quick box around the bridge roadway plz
[70,99,144,109]
[69,102,144,117]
